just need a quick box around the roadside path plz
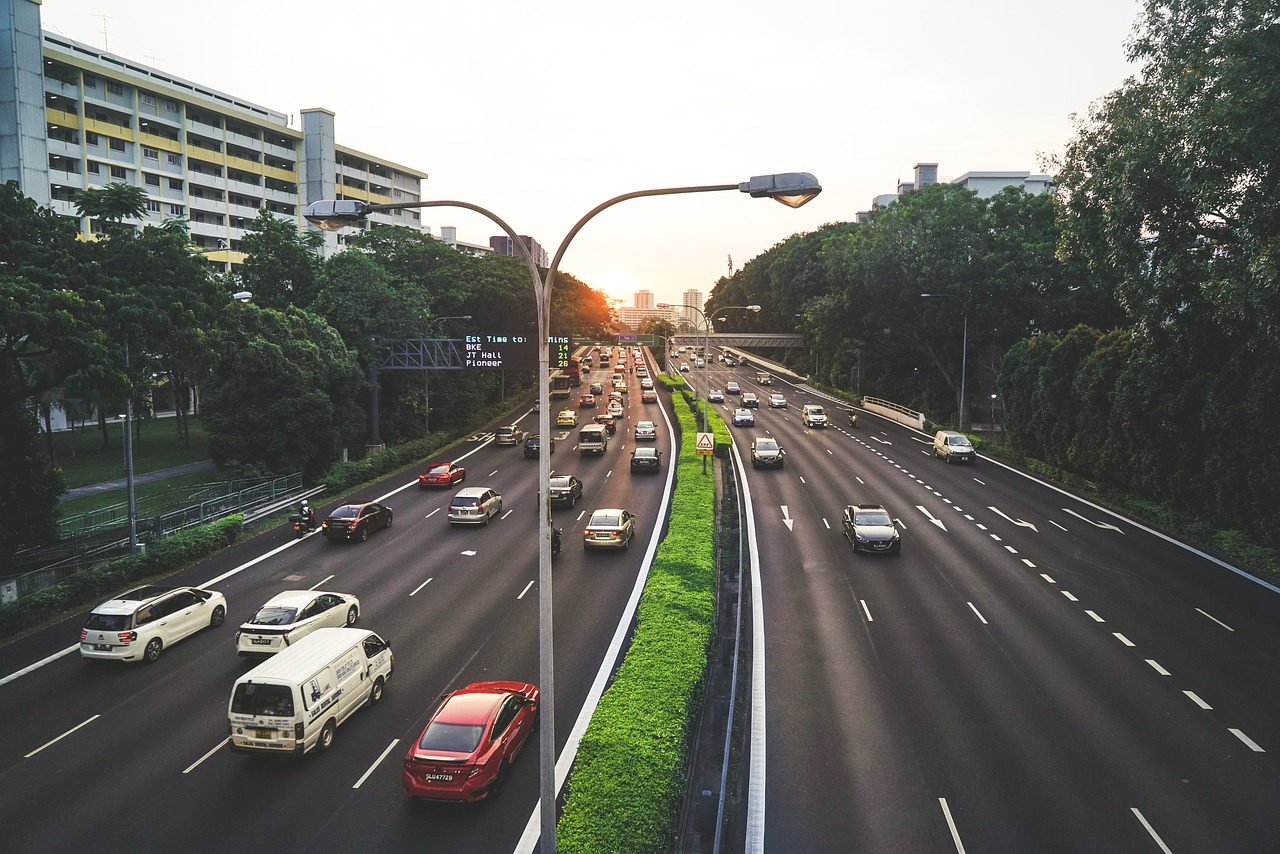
[60,460,217,501]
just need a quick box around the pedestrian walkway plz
[60,460,217,501]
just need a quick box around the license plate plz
[251,637,272,645]
[93,643,112,651]
[254,729,274,739]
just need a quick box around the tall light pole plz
[423,314,472,433]
[920,292,969,431]
[304,171,820,853]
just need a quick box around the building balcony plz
[139,130,182,153]
[264,138,298,160]
[226,153,263,174]
[188,147,227,169]
[46,106,81,129]
[43,77,79,99]
[227,176,262,196]
[263,163,297,182]
[48,168,85,189]
[49,198,80,218]
[228,200,262,220]
[226,127,262,149]
[186,117,223,138]
[46,137,81,158]
[84,117,134,139]
[263,185,298,205]
[187,169,224,191]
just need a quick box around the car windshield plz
[452,497,479,508]
[497,428,513,436]
[590,512,623,527]
[550,477,571,488]
[419,721,485,754]
[949,436,971,447]
[231,682,295,717]
[84,613,129,631]
[635,449,657,458]
[332,506,359,518]
[427,464,451,474]
[249,606,299,625]
[856,510,893,526]
[757,440,778,451]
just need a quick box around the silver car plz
[448,487,504,525]
[235,590,359,657]
[634,420,657,441]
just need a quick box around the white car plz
[634,420,657,441]
[679,363,691,373]
[235,590,360,658]
[768,393,787,408]
[448,486,504,525]
[607,401,624,418]
[640,378,655,390]
[708,388,725,403]
[80,585,226,664]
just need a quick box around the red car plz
[419,461,466,489]
[402,680,540,802]
[578,393,596,408]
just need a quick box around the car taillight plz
[119,631,137,644]
[295,723,305,739]
[584,528,595,536]
[467,763,485,779]
[80,629,88,641]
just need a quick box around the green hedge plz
[0,515,244,638]
[558,385,724,852]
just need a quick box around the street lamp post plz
[304,171,820,853]
[423,315,473,434]
[920,293,969,431]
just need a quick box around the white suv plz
[802,405,828,428]
[81,585,226,663]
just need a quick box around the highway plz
[684,350,1280,853]
[0,348,672,854]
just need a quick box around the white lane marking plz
[822,518,830,530]
[1086,610,1105,623]
[1005,546,1019,554]
[1229,729,1265,752]
[1050,519,1068,532]
[1062,507,1124,533]
[1022,559,1037,568]
[989,506,1039,532]
[870,435,891,445]
[461,550,477,557]
[353,738,401,788]
[953,506,964,512]
[964,514,974,520]
[410,577,433,597]
[1062,591,1079,602]
[780,506,794,531]
[967,602,988,625]
[860,600,873,622]
[1184,691,1212,710]
[939,798,968,854]
[1146,659,1171,676]
[800,476,807,484]
[488,469,499,477]
[308,575,335,590]
[976,524,987,530]
[0,646,79,687]
[856,476,865,485]
[989,534,1002,542]
[827,448,834,456]
[972,477,986,485]
[517,579,535,600]
[576,510,586,521]
[183,737,229,774]
[1131,808,1173,854]
[943,498,952,505]
[1196,608,1235,632]
[1114,632,1135,647]
[425,508,439,518]
[25,714,100,758]
[916,506,947,531]
[607,470,614,478]
[1041,574,1056,583]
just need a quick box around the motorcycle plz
[848,412,859,428]
[291,505,317,538]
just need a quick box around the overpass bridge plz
[669,332,806,349]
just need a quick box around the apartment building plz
[0,0,427,272]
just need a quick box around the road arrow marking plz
[781,505,794,531]
[1062,508,1124,533]
[916,506,947,531]
[870,435,891,445]
[988,506,1039,532]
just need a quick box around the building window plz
[107,82,124,96]
[163,98,179,112]
[86,131,99,146]
[109,138,125,152]
[168,178,183,190]
[144,173,160,186]
[110,165,126,179]
[87,161,101,174]
[146,200,161,213]
[84,73,97,88]
[168,204,184,216]
[140,93,156,107]
[143,147,158,160]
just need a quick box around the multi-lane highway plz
[683,350,1280,853]
[0,348,672,853]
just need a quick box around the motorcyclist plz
[298,499,316,530]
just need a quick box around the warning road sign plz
[696,432,714,455]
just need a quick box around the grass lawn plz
[49,416,209,489]
[57,470,231,523]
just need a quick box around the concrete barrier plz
[862,396,926,430]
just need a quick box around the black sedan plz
[630,447,662,473]
[322,502,393,543]
[548,474,584,506]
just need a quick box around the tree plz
[236,210,324,311]
[72,182,147,231]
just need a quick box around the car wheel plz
[317,720,336,752]
[345,605,358,626]
[490,760,511,797]
[386,511,393,528]
[209,605,225,628]
[359,527,369,542]
[368,677,385,706]
[143,637,163,663]
[460,471,466,483]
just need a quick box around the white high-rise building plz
[635,290,655,310]
[682,289,703,325]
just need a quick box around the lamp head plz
[304,199,375,231]
[738,173,822,208]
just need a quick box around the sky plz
[38,0,1142,310]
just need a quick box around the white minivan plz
[228,627,394,756]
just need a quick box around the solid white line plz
[939,798,968,853]
[1114,632,1135,647]
[501,509,514,520]
[967,602,988,625]
[517,579,535,600]
[1040,573,1056,583]
[0,645,79,687]
[1131,808,1173,854]
[425,508,439,518]
[1229,728,1265,752]
[183,737,228,773]
[1195,608,1235,632]
[860,600,873,622]
[1050,519,1068,532]
[1062,590,1079,602]
[1184,691,1212,710]
[353,738,400,788]
[308,574,335,590]
[1086,610,1105,623]
[24,714,100,758]
[409,577,433,597]
[1146,659,1170,675]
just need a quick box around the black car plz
[741,392,760,408]
[841,504,901,554]
[548,474,584,506]
[630,447,662,473]
[524,434,555,458]
[322,502,393,543]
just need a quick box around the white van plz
[802,405,828,428]
[578,423,609,454]
[228,627,394,756]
